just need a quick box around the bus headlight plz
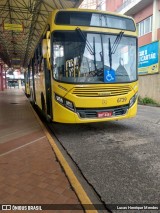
[66,100,74,110]
[55,94,75,111]
[55,94,64,104]
[129,93,138,108]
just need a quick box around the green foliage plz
[138,96,143,104]
[138,96,159,106]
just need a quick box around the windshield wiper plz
[111,31,124,54]
[76,27,97,72]
[100,34,105,71]
[93,36,97,71]
[108,37,112,70]
[76,27,94,55]
[108,31,124,69]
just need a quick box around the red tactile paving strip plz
[0,89,84,213]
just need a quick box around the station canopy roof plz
[0,0,83,68]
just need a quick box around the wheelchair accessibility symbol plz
[104,69,116,83]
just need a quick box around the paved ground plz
[50,105,160,212]
[0,89,84,213]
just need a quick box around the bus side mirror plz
[46,31,50,39]
[48,39,50,59]
[42,39,47,58]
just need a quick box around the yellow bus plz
[28,8,138,123]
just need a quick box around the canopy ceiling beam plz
[0,0,83,67]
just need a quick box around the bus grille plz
[72,86,132,97]
[76,105,129,118]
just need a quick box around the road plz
[50,105,160,212]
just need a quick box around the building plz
[80,0,106,10]
[106,0,160,103]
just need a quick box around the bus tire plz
[30,89,35,105]
[41,92,46,112]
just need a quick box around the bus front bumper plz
[53,101,138,124]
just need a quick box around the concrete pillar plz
[152,0,159,41]
[5,70,7,89]
[18,79,21,88]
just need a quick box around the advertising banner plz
[138,41,159,75]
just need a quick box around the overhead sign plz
[138,41,159,75]
[13,65,20,68]
[12,58,20,60]
[3,23,23,32]
[12,58,20,64]
[12,58,21,69]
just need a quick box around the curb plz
[29,103,98,213]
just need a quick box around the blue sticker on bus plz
[104,69,116,83]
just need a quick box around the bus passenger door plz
[44,59,52,119]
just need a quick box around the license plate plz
[97,111,113,118]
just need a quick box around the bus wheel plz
[30,89,35,105]
[41,92,46,113]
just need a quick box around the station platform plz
[0,88,85,212]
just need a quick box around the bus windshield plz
[52,31,137,84]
